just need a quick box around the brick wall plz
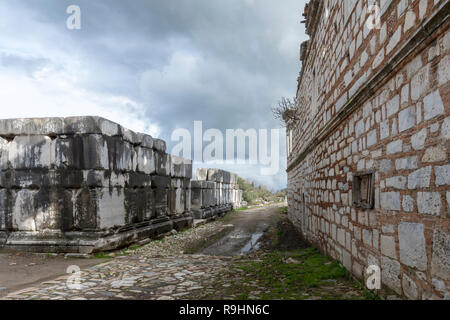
[287,0,449,299]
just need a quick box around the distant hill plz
[237,177,286,205]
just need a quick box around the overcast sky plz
[0,0,307,190]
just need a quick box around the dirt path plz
[0,253,107,297]
[199,205,282,256]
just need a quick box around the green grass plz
[220,247,376,300]
[278,207,288,215]
[232,206,249,212]
[92,252,113,259]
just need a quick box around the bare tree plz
[272,97,300,127]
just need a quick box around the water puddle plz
[240,232,263,254]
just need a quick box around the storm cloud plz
[0,0,307,189]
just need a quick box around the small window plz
[353,170,375,209]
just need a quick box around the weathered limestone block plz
[151,175,170,218]
[0,117,65,136]
[124,188,153,223]
[0,189,8,230]
[63,116,121,136]
[126,172,152,188]
[168,178,185,216]
[196,168,208,180]
[55,135,109,170]
[95,188,126,229]
[155,152,171,176]
[191,180,205,210]
[136,133,154,149]
[0,137,9,170]
[431,229,450,281]
[402,274,419,299]
[0,116,193,253]
[185,180,191,212]
[153,139,166,153]
[398,222,427,271]
[207,169,223,182]
[72,188,98,230]
[381,256,402,294]
[106,136,137,172]
[135,147,155,174]
[10,188,64,231]
[8,136,54,169]
[170,156,186,178]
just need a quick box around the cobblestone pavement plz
[1,219,236,300]
[1,206,372,300]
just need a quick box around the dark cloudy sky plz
[0,0,307,190]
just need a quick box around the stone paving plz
[1,220,234,300]
[0,208,374,300]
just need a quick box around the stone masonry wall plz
[191,169,243,220]
[0,116,193,253]
[287,0,449,299]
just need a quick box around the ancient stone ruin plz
[286,0,449,299]
[191,168,244,220]
[0,116,243,253]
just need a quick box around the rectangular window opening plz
[353,170,375,209]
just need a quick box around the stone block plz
[381,256,402,294]
[95,188,126,229]
[8,136,54,169]
[121,127,139,145]
[191,187,203,210]
[135,147,155,174]
[0,189,9,230]
[0,117,65,136]
[170,155,185,178]
[386,140,402,155]
[55,135,109,170]
[196,168,208,180]
[395,156,418,170]
[398,222,427,271]
[423,90,444,121]
[402,195,414,212]
[380,192,401,211]
[398,106,416,132]
[411,128,427,150]
[207,169,222,182]
[422,146,447,163]
[125,172,152,188]
[417,192,441,215]
[0,137,8,170]
[151,176,170,189]
[402,274,419,299]
[136,132,153,149]
[184,159,193,179]
[386,95,400,118]
[381,235,396,259]
[107,136,137,171]
[155,152,171,176]
[408,166,432,189]
[442,116,450,140]
[153,139,166,153]
[11,188,66,231]
[64,116,121,136]
[431,229,450,281]
[386,176,406,190]
[124,188,153,223]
